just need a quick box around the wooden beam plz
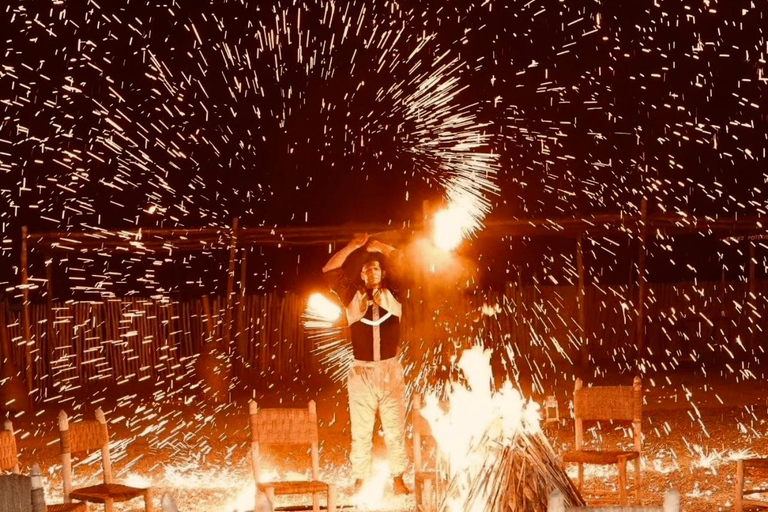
[25,212,768,255]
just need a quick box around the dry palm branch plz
[438,424,584,512]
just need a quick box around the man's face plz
[361,260,384,289]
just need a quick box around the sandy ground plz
[6,367,768,512]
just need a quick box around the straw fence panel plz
[1,280,767,397]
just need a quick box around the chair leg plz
[327,484,337,512]
[312,491,320,512]
[577,463,584,492]
[145,488,154,512]
[633,456,641,505]
[105,498,114,512]
[618,460,628,506]
[736,460,745,512]
[423,479,435,512]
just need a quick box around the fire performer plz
[323,234,411,495]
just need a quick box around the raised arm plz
[365,240,396,258]
[322,234,369,273]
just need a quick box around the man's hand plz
[366,240,395,255]
[349,233,370,250]
[324,233,369,273]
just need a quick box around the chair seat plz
[562,450,640,465]
[48,503,88,512]
[70,483,149,503]
[258,480,329,496]
[742,458,768,470]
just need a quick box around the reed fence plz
[0,279,766,399]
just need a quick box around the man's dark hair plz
[361,251,385,270]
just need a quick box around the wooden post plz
[249,399,264,511]
[574,378,584,490]
[20,226,33,398]
[30,464,46,512]
[635,199,648,363]
[44,259,55,397]
[308,400,321,512]
[223,217,239,351]
[201,295,214,343]
[197,294,228,402]
[236,248,248,369]
[749,241,756,297]
[95,408,113,484]
[58,410,73,501]
[736,459,745,512]
[576,234,588,374]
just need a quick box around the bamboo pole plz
[223,217,239,352]
[0,300,28,411]
[576,234,588,374]
[44,260,55,396]
[635,199,648,363]
[202,295,213,342]
[58,411,73,501]
[260,295,269,373]
[237,248,248,370]
[749,242,756,297]
[21,226,34,400]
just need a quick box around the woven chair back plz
[574,384,642,422]
[0,429,19,471]
[61,419,109,455]
[251,407,318,446]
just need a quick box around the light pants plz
[347,358,408,480]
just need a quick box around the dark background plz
[2,0,767,300]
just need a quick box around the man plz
[323,234,410,495]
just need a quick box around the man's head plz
[360,253,385,289]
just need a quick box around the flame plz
[432,183,489,252]
[431,172,495,252]
[124,473,152,488]
[125,466,310,512]
[350,460,390,509]
[420,346,541,512]
[432,204,473,251]
[305,292,342,323]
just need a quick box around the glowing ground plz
[6,369,768,512]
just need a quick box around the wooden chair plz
[561,377,643,506]
[58,408,153,512]
[248,400,336,512]
[0,464,46,512]
[412,394,448,512]
[2,420,85,512]
[548,488,680,512]
[1,418,21,474]
[735,457,768,512]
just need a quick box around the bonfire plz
[420,347,584,512]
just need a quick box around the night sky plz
[2,0,767,296]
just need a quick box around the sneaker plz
[353,479,365,493]
[392,475,411,495]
